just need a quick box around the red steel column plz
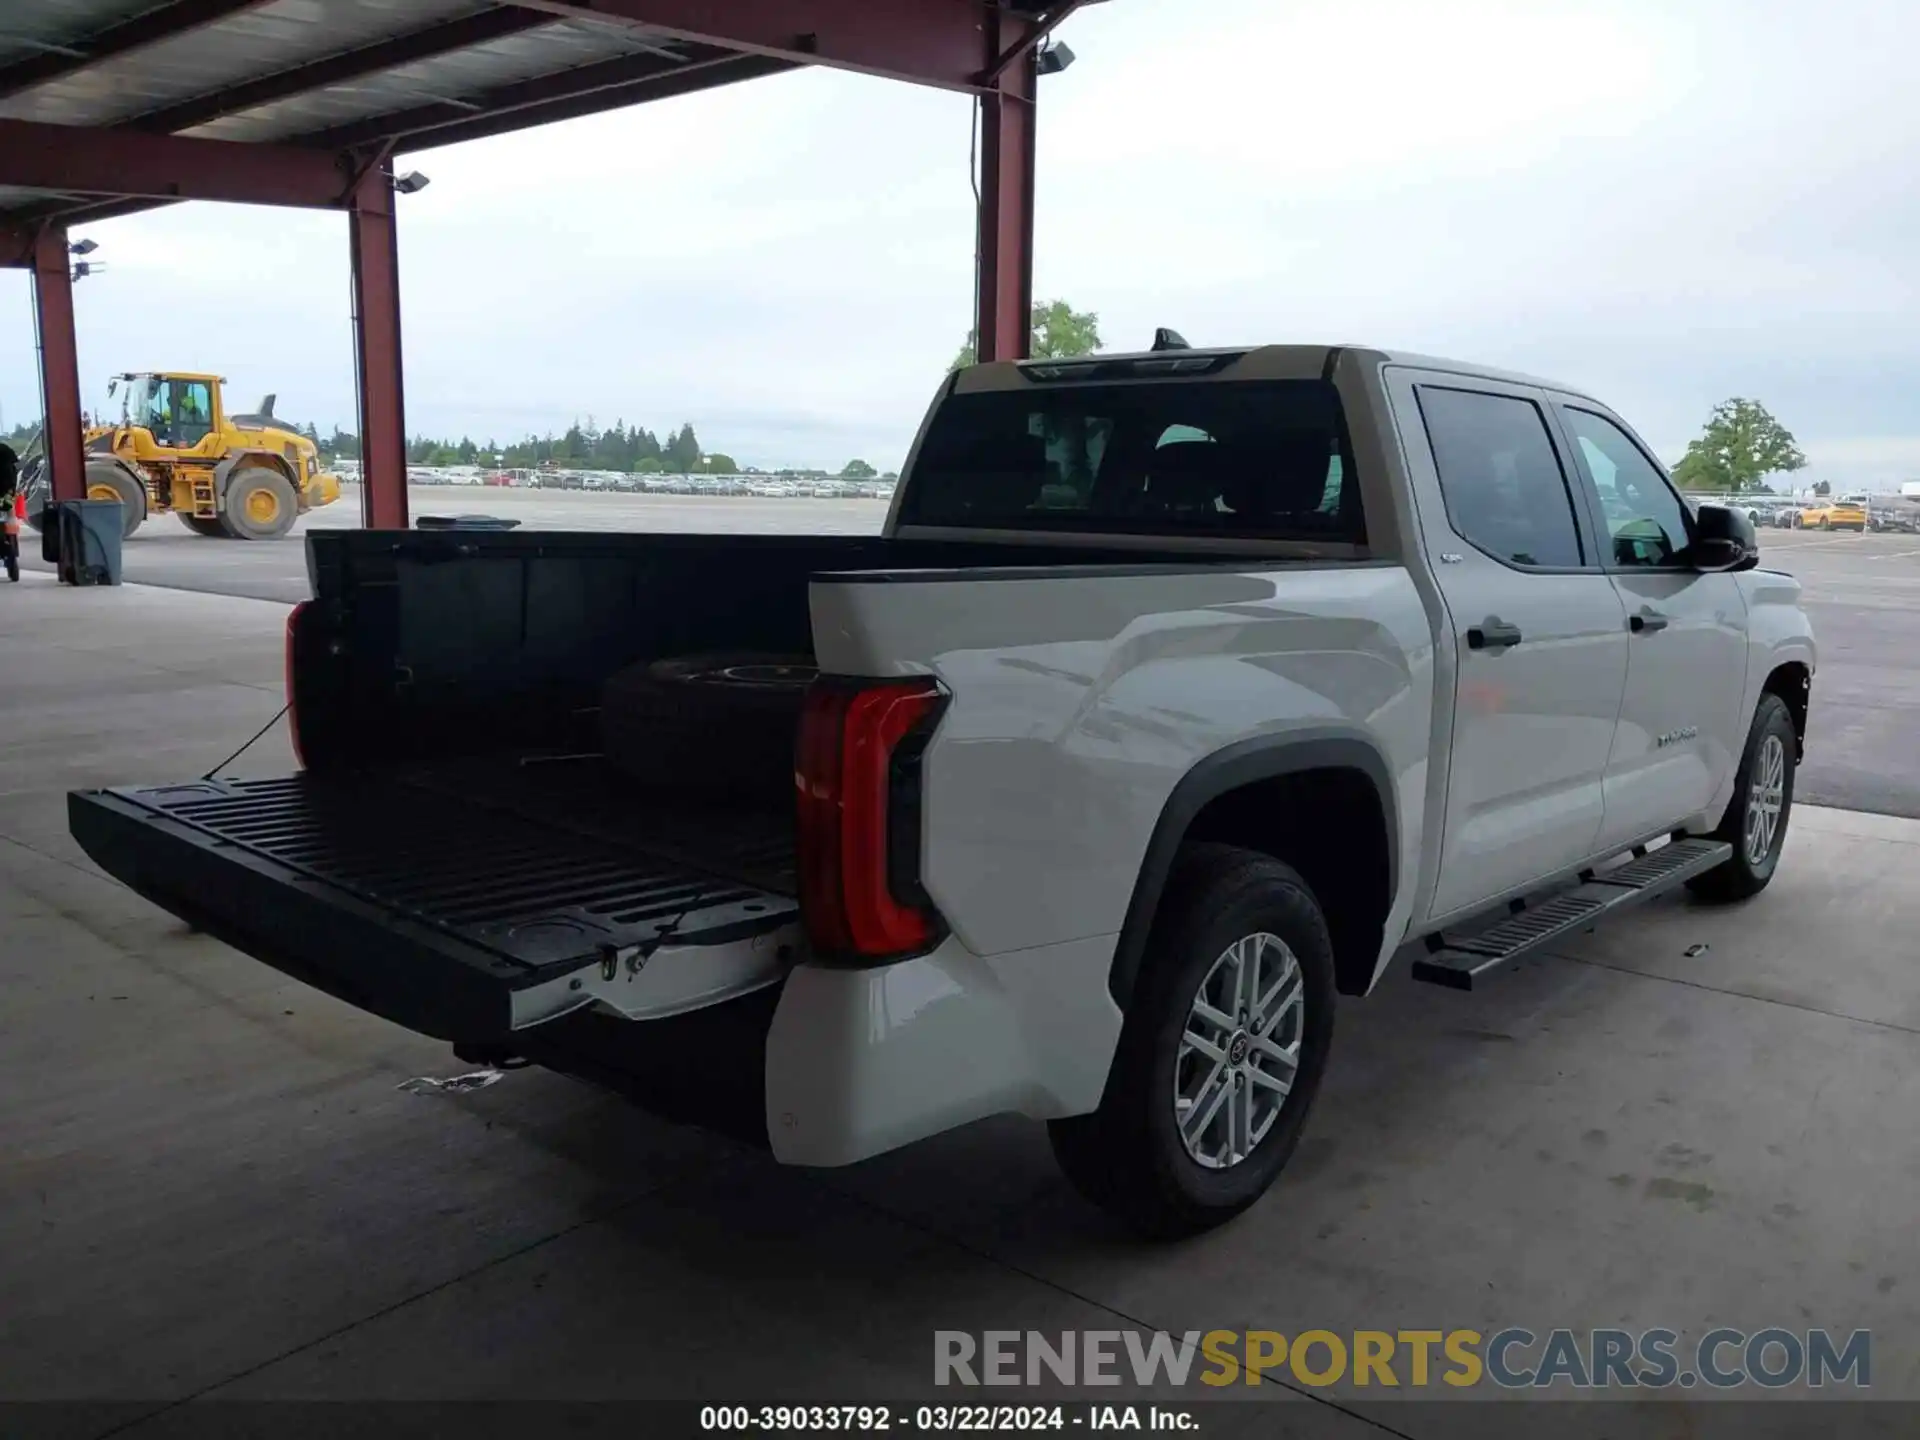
[974,33,1036,363]
[349,169,408,529]
[30,227,86,504]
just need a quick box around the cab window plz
[905,379,1362,542]
[1560,407,1691,568]
[173,380,214,448]
[1416,386,1585,569]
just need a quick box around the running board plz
[1410,838,1733,991]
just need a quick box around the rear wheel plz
[221,467,298,540]
[1687,693,1797,902]
[178,513,226,538]
[1048,843,1336,1238]
[86,460,147,540]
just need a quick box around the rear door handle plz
[1629,609,1670,634]
[1467,618,1524,650]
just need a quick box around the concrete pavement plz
[2,576,1915,1434]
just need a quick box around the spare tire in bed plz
[601,651,817,799]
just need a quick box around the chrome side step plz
[1410,838,1733,991]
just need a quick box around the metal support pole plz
[348,170,408,529]
[30,227,86,506]
[974,36,1037,364]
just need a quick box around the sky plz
[4,0,1919,484]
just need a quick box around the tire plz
[600,651,816,800]
[178,513,227,538]
[86,460,147,540]
[221,466,298,540]
[1686,693,1797,903]
[1048,843,1337,1239]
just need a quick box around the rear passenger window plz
[1417,388,1585,569]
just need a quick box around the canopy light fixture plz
[1037,40,1075,75]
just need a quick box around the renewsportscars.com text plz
[935,1328,1871,1391]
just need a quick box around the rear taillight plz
[795,676,947,962]
[284,600,308,768]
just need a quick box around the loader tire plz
[600,651,816,801]
[86,460,147,540]
[221,467,298,540]
[179,514,227,538]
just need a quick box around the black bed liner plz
[70,764,796,1044]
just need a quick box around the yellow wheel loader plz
[23,372,342,541]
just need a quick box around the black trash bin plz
[43,499,124,585]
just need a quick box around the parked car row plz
[1676,491,1920,534]
[401,467,896,500]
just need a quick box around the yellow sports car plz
[1796,501,1867,531]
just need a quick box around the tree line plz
[311,418,744,475]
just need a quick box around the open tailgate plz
[70,774,798,1044]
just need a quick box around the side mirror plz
[1689,503,1759,572]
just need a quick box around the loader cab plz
[114,372,222,454]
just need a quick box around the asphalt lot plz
[22,485,889,605]
[22,488,1920,818]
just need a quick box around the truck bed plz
[70,759,797,1044]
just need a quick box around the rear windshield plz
[898,378,1363,543]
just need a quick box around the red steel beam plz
[0,117,352,207]
[975,37,1036,362]
[4,51,776,224]
[15,196,172,232]
[124,7,554,135]
[0,0,272,100]
[349,172,409,530]
[502,0,996,91]
[30,228,87,507]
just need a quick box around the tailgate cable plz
[202,702,291,780]
[601,907,692,981]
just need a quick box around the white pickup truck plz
[71,342,1815,1238]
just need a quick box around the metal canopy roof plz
[0,0,1072,233]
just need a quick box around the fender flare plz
[214,451,296,502]
[1107,728,1399,1009]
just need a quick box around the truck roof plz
[956,344,1599,405]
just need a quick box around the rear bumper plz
[764,932,1124,1167]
